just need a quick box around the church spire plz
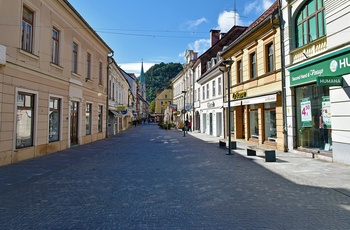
[139,61,145,84]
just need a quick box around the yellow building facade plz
[154,89,173,115]
[221,2,285,150]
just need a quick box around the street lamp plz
[219,59,234,155]
[182,90,187,137]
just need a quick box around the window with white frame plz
[202,86,205,100]
[212,80,216,97]
[49,97,60,142]
[296,0,326,48]
[266,43,274,73]
[52,28,59,65]
[86,53,91,80]
[72,42,78,73]
[218,77,222,95]
[99,62,103,85]
[206,84,209,99]
[21,6,34,53]
[16,92,35,148]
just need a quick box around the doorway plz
[70,101,79,146]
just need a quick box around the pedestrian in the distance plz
[185,120,189,133]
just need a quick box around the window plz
[165,94,168,99]
[202,86,205,100]
[16,92,34,148]
[266,43,274,73]
[52,28,59,65]
[86,103,92,135]
[99,62,103,85]
[264,103,276,141]
[72,42,78,73]
[237,60,243,83]
[86,53,91,80]
[198,87,200,101]
[250,52,257,78]
[249,104,259,137]
[212,80,216,97]
[206,84,209,99]
[218,77,222,95]
[296,0,325,48]
[21,6,34,53]
[98,105,103,133]
[49,97,60,142]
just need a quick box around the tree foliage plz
[145,62,183,103]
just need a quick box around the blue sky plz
[68,0,275,76]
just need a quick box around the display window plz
[295,84,332,151]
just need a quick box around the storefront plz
[288,47,349,155]
[231,91,283,150]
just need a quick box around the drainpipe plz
[278,0,289,152]
[106,52,114,138]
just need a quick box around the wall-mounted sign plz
[316,76,343,86]
[289,47,350,86]
[232,90,247,100]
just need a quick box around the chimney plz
[210,30,220,47]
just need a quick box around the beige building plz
[0,0,113,166]
[221,1,285,150]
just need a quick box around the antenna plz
[234,0,237,25]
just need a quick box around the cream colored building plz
[221,1,285,150]
[0,0,113,166]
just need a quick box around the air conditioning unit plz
[0,44,6,66]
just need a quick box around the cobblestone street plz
[0,123,349,229]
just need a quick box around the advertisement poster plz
[300,97,312,127]
[321,96,331,129]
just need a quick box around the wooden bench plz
[247,146,276,162]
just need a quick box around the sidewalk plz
[187,131,350,197]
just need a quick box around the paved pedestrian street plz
[0,123,349,229]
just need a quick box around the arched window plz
[296,0,326,48]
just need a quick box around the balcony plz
[291,36,327,64]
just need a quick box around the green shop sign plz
[316,76,343,86]
[289,47,350,86]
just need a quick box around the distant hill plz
[145,62,183,103]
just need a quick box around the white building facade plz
[282,0,350,164]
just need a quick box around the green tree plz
[145,62,183,103]
[149,100,155,113]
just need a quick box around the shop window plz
[296,84,331,151]
[86,103,92,135]
[16,92,35,148]
[98,105,103,133]
[249,104,259,138]
[295,0,325,48]
[49,97,60,142]
[264,103,276,141]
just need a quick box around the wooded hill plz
[145,62,183,103]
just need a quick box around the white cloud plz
[188,38,210,55]
[244,0,275,15]
[119,62,154,77]
[217,10,246,31]
[186,17,208,29]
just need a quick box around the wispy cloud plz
[244,0,275,16]
[186,17,208,29]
